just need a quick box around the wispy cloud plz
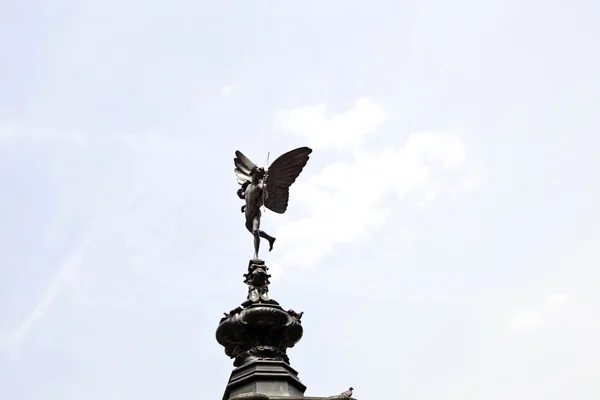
[0,240,86,355]
[0,128,226,357]
[506,309,545,334]
[220,85,237,96]
[506,293,575,334]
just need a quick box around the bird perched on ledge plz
[326,386,355,399]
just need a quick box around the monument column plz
[215,147,356,399]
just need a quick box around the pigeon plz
[341,387,354,397]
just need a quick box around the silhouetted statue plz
[234,147,312,259]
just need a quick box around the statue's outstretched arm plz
[237,181,250,199]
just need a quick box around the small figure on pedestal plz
[243,259,272,304]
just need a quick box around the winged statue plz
[234,147,312,259]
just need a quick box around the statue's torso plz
[245,183,263,215]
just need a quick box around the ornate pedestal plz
[216,260,306,400]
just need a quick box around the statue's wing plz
[234,150,258,185]
[264,147,312,214]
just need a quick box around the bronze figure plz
[234,147,312,259]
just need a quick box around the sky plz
[1,0,599,399]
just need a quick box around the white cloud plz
[507,309,545,334]
[276,98,386,150]
[271,99,479,268]
[220,85,237,95]
[0,122,88,144]
[546,293,573,306]
[507,292,576,334]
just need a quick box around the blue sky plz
[1,0,599,399]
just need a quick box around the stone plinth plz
[223,360,306,400]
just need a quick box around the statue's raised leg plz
[259,231,276,252]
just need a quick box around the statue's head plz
[250,166,265,182]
